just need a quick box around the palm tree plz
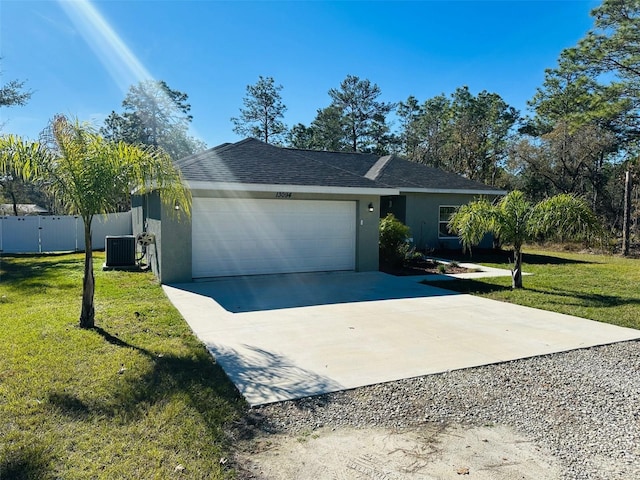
[0,115,191,328]
[448,190,601,288]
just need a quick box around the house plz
[133,138,504,283]
[0,204,49,216]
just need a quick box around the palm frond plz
[448,197,495,253]
[531,194,601,242]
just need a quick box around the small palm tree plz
[448,190,601,288]
[1,115,191,328]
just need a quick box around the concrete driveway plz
[163,271,640,406]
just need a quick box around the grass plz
[428,247,640,330]
[2,247,638,478]
[0,252,246,480]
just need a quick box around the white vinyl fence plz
[0,212,132,253]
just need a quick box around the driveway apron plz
[163,271,640,406]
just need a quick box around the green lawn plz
[0,252,246,480]
[430,247,640,330]
[2,249,638,479]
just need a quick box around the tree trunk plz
[352,125,358,152]
[511,246,523,289]
[10,190,18,216]
[79,219,95,328]
[622,170,632,256]
[264,115,269,144]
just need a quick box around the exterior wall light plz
[368,202,374,212]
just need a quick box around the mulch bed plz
[380,257,472,276]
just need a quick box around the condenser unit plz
[105,235,136,267]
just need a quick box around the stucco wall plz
[355,195,380,272]
[135,188,501,281]
[158,207,192,283]
[135,189,381,283]
[131,195,144,239]
[133,192,192,284]
[380,195,406,224]
[403,193,496,251]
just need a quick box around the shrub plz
[379,213,411,267]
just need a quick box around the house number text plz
[275,192,293,198]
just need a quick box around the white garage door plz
[192,198,356,278]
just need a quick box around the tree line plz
[1,78,202,216]
[232,0,640,244]
[1,0,639,247]
[0,0,637,324]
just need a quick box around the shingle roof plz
[177,138,383,189]
[177,138,502,193]
[0,204,49,215]
[366,155,501,192]
[282,147,380,177]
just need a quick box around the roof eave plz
[187,181,399,196]
[398,188,507,195]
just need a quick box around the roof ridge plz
[291,148,394,188]
[385,155,436,188]
[283,146,374,157]
[175,139,242,165]
[364,155,394,181]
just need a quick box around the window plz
[438,206,458,238]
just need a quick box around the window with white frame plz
[438,205,459,238]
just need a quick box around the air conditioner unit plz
[105,235,136,267]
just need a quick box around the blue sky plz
[1,0,599,148]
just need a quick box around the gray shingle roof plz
[283,147,380,177]
[177,138,502,193]
[178,138,383,189]
[368,155,501,192]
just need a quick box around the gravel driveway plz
[232,340,640,479]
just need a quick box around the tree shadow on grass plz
[46,327,247,445]
[46,392,92,419]
[0,254,83,291]
[429,277,640,308]
[433,249,592,266]
[524,286,640,310]
[92,326,134,349]
[45,327,334,445]
[0,443,54,480]
[520,252,591,265]
[425,278,512,295]
[427,279,640,329]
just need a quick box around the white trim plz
[187,181,399,196]
[400,188,506,195]
[438,205,460,239]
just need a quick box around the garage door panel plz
[192,198,356,278]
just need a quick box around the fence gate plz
[0,212,132,254]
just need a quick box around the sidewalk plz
[417,257,527,282]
